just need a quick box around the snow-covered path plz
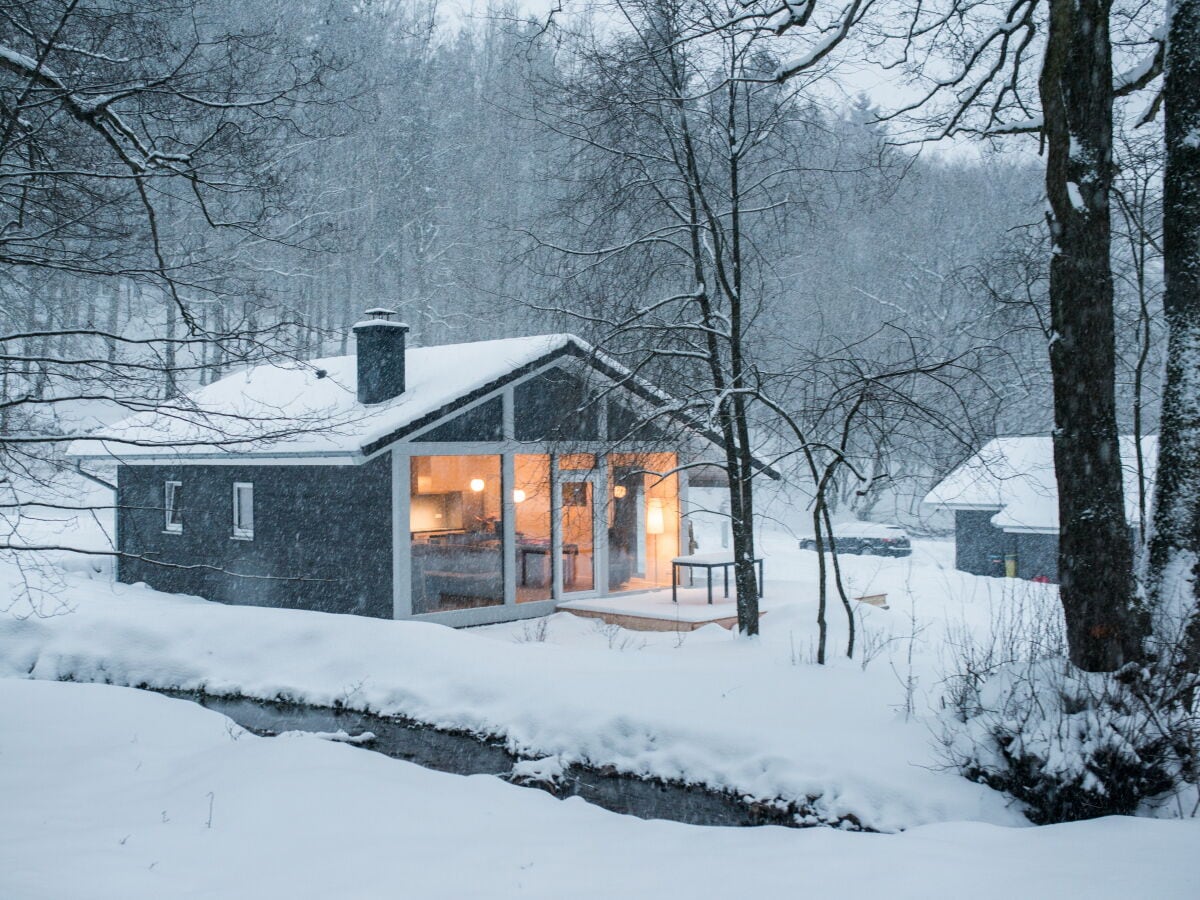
[2,679,1196,900]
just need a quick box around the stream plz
[157,689,805,829]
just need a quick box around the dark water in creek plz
[156,689,804,829]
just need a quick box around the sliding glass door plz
[514,454,553,603]
[608,452,679,592]
[558,454,597,594]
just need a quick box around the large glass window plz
[608,452,679,591]
[410,455,504,614]
[514,455,552,603]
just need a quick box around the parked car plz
[798,521,912,557]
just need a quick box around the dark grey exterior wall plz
[954,510,1060,582]
[514,369,602,441]
[117,456,392,617]
[1015,532,1059,582]
[954,509,1011,577]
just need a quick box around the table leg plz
[707,567,713,605]
[758,559,764,598]
[672,565,678,604]
[723,564,729,598]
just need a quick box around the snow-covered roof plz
[68,334,593,461]
[923,435,1157,533]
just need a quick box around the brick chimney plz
[353,308,409,405]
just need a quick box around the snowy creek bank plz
[8,680,1197,900]
[158,689,855,830]
[0,545,1028,833]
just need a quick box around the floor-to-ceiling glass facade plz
[409,450,679,614]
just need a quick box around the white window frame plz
[232,482,254,540]
[164,481,183,534]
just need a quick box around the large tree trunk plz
[1146,0,1200,674]
[1040,0,1145,670]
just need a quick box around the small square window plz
[232,482,254,539]
[164,481,183,533]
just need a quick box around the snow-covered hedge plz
[945,660,1185,822]
[940,586,1197,823]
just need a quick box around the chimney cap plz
[353,307,409,331]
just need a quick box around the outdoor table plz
[671,553,764,605]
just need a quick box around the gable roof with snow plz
[923,435,1157,534]
[67,332,755,468]
[68,334,608,461]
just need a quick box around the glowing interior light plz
[646,498,666,535]
[469,478,486,493]
[512,489,526,503]
[613,485,627,499]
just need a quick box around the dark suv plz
[799,522,912,557]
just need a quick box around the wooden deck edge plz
[559,606,765,633]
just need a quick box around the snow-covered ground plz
[3,679,1197,900]
[2,514,1197,895]
[1,532,1038,832]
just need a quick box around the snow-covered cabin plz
[923,435,1156,582]
[70,312,758,626]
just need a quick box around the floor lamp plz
[647,498,665,583]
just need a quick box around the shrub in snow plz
[940,585,1197,824]
[943,660,1191,823]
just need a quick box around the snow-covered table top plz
[672,552,761,566]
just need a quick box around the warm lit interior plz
[514,454,552,603]
[560,476,595,594]
[410,455,504,614]
[408,450,680,615]
[608,452,680,592]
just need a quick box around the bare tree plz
[1112,123,1165,536]
[770,324,1002,661]
[0,0,345,572]
[1039,0,1148,671]
[526,0,834,633]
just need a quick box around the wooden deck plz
[557,587,766,632]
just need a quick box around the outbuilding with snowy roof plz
[923,435,1156,582]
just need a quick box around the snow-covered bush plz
[940,584,1197,824]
